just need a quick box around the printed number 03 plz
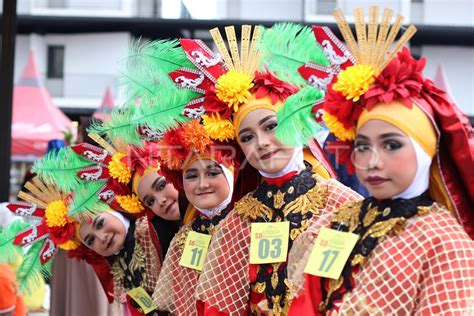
[258,238,282,259]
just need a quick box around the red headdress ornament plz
[6,178,81,265]
[308,6,474,237]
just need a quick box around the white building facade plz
[13,0,474,115]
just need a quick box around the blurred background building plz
[11,0,474,117]
[1,0,473,199]
[0,3,471,314]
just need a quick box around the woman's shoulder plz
[406,202,474,252]
[232,190,270,222]
[413,203,467,233]
[313,176,363,214]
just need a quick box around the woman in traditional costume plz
[4,171,167,315]
[288,6,474,315]
[151,119,244,315]
[23,133,181,315]
[178,23,362,315]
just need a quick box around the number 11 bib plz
[179,231,212,271]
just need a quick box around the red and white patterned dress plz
[289,202,474,315]
[153,208,232,315]
[195,169,361,315]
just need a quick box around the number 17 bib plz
[304,227,359,279]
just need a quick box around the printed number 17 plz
[319,249,339,272]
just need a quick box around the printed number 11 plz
[319,249,339,272]
[139,295,153,308]
[190,247,203,266]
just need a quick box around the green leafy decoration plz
[16,242,52,296]
[275,87,324,147]
[89,85,196,145]
[119,38,196,103]
[91,38,201,143]
[258,23,329,86]
[67,181,111,219]
[0,220,29,264]
[133,85,197,132]
[88,106,141,145]
[32,146,92,193]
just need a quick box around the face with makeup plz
[183,159,230,210]
[136,172,180,221]
[353,119,418,200]
[79,212,127,257]
[237,108,295,174]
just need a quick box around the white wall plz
[15,32,131,108]
[335,0,411,21]
[52,32,130,98]
[25,0,136,17]
[423,0,473,26]
[67,0,122,10]
[226,0,303,21]
[423,45,474,115]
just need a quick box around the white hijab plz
[258,147,306,178]
[393,137,432,199]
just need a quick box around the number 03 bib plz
[250,222,290,264]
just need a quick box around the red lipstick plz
[365,176,389,186]
[165,201,176,214]
[260,150,279,160]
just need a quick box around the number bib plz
[250,222,289,264]
[179,231,212,271]
[127,287,156,314]
[304,227,359,279]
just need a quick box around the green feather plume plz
[133,85,197,132]
[16,242,52,296]
[275,87,324,147]
[93,38,200,142]
[32,146,92,193]
[88,106,141,145]
[89,85,196,144]
[258,23,329,86]
[120,38,196,102]
[127,39,192,70]
[0,220,29,264]
[67,181,111,219]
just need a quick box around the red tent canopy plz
[12,51,71,158]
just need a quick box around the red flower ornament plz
[251,70,298,104]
